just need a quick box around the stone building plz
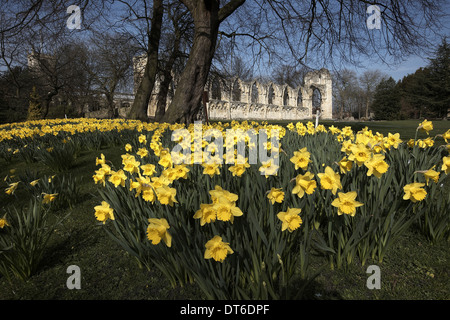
[133,53,333,121]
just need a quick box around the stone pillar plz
[303,68,333,120]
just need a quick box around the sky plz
[348,3,450,82]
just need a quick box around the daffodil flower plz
[331,191,364,216]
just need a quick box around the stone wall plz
[132,54,333,121]
[204,68,333,121]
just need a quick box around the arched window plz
[312,87,322,113]
[212,78,221,100]
[251,82,258,103]
[297,89,302,107]
[283,88,289,106]
[232,79,241,101]
[268,84,274,105]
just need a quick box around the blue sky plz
[350,3,450,82]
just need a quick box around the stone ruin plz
[133,55,333,122]
[203,68,333,122]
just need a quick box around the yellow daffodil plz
[364,153,389,178]
[209,185,238,203]
[338,156,353,174]
[92,168,106,186]
[277,207,302,232]
[386,133,402,149]
[137,147,149,158]
[418,119,433,134]
[94,201,115,224]
[0,215,9,228]
[441,156,450,174]
[403,182,427,203]
[213,197,243,223]
[147,218,172,247]
[96,153,106,166]
[442,129,450,143]
[259,159,279,177]
[155,185,177,206]
[158,154,173,169]
[138,134,147,144]
[5,182,19,195]
[317,166,342,195]
[348,143,371,166]
[108,169,127,188]
[331,191,364,216]
[140,163,156,176]
[125,143,132,152]
[340,140,354,155]
[141,184,156,203]
[204,235,233,262]
[267,187,284,204]
[292,172,317,198]
[290,147,311,170]
[228,162,250,177]
[172,164,190,180]
[422,167,440,185]
[30,179,40,186]
[123,157,140,174]
[423,137,434,148]
[194,203,217,226]
[328,125,340,135]
[42,193,58,204]
[202,162,221,177]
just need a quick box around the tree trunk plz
[365,99,370,119]
[161,0,245,124]
[161,1,219,124]
[128,0,164,121]
[106,93,115,119]
[154,73,172,122]
[154,26,182,122]
[42,89,58,118]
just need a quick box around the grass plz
[0,119,449,300]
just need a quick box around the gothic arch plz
[211,77,222,100]
[232,78,242,102]
[283,86,289,106]
[251,81,259,103]
[297,88,303,107]
[311,86,322,113]
[267,83,274,105]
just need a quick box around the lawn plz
[0,118,448,300]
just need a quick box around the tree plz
[371,77,401,120]
[160,0,245,124]
[397,38,449,119]
[27,86,42,120]
[427,38,450,118]
[359,70,387,119]
[398,67,433,119]
[1,1,447,124]
[161,0,446,124]
[126,0,164,120]
[333,69,358,119]
[154,1,193,121]
[271,64,310,88]
[84,32,137,118]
